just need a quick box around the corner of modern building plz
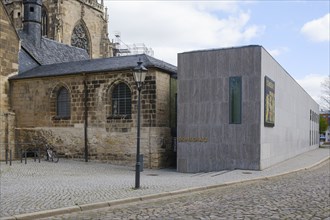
[177,45,319,173]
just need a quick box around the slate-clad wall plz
[177,46,262,172]
[260,48,319,169]
[10,69,176,168]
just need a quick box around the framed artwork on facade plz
[264,76,275,127]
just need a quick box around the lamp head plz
[133,59,148,88]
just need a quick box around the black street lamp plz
[133,59,148,189]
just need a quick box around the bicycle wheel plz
[52,152,59,163]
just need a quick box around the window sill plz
[107,115,131,120]
[53,116,70,120]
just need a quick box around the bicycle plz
[45,144,59,163]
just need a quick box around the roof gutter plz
[9,66,177,81]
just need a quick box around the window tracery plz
[71,21,90,54]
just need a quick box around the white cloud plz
[301,13,330,42]
[296,74,327,105]
[106,1,264,65]
[268,47,289,57]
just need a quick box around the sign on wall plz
[264,76,275,127]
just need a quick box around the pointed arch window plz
[41,6,48,37]
[71,21,90,55]
[111,83,131,119]
[57,87,71,119]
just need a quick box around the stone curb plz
[257,156,330,180]
[0,206,81,220]
[2,157,329,220]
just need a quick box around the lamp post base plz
[135,162,140,189]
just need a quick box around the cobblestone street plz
[0,148,329,219]
[43,160,330,220]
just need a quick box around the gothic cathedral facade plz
[3,0,113,58]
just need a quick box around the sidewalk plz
[0,147,329,220]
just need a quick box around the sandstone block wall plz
[44,0,111,58]
[10,69,176,167]
[0,113,15,160]
[15,126,173,168]
[156,71,170,127]
[0,1,19,160]
[4,0,112,58]
[0,2,19,78]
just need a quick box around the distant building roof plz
[11,54,177,80]
[18,31,90,73]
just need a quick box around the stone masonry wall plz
[10,69,176,167]
[4,0,112,58]
[0,1,19,160]
[14,126,172,168]
[0,113,15,160]
[156,71,170,127]
[0,2,19,77]
[58,0,109,58]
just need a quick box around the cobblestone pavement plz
[42,160,330,220]
[0,148,329,219]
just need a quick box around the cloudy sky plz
[105,1,329,107]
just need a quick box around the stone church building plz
[0,0,177,168]
[3,0,113,58]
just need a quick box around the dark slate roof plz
[18,31,90,73]
[10,54,177,80]
[18,48,40,73]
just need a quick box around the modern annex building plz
[177,46,319,173]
